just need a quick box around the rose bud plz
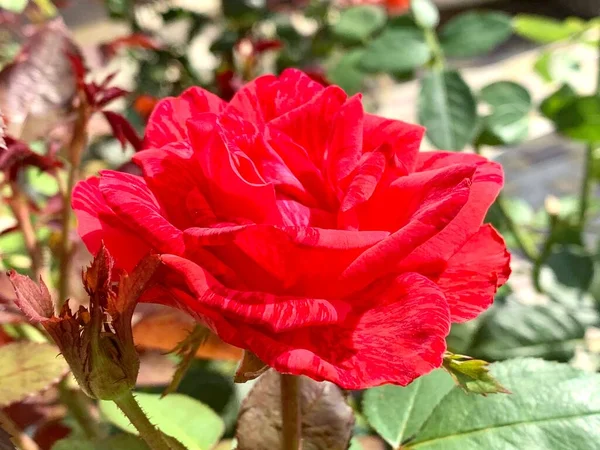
[8,245,160,400]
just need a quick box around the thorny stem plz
[578,38,600,229]
[57,92,89,304]
[280,374,301,450]
[0,409,40,450]
[7,186,42,279]
[113,392,173,450]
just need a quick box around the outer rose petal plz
[72,177,150,272]
[401,151,504,269]
[98,171,185,255]
[167,271,450,389]
[228,69,325,124]
[144,86,226,148]
[161,255,351,332]
[340,165,474,292]
[437,224,511,322]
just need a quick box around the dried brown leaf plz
[236,370,354,450]
[132,308,242,361]
[0,18,80,140]
[0,426,15,450]
[234,351,268,383]
[8,270,54,322]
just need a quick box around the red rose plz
[72,69,510,389]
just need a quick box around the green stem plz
[578,36,600,229]
[113,392,172,450]
[280,374,301,450]
[532,214,559,293]
[424,27,445,69]
[58,382,101,439]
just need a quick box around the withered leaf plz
[0,18,80,139]
[8,270,54,322]
[236,370,354,450]
[0,342,69,407]
[132,307,242,361]
[234,350,268,383]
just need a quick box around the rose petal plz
[228,68,325,124]
[401,151,504,269]
[175,272,450,389]
[340,165,474,292]
[363,114,425,174]
[72,177,151,271]
[184,224,388,296]
[436,224,511,322]
[186,115,281,224]
[161,255,350,333]
[144,86,226,148]
[98,171,185,255]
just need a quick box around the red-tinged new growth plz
[8,245,161,400]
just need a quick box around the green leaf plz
[363,369,454,448]
[52,434,150,450]
[100,393,224,450]
[480,81,532,145]
[0,342,68,407]
[546,245,595,291]
[418,69,477,150]
[407,359,600,449]
[469,297,599,361]
[360,27,430,73]
[513,14,585,43]
[534,50,581,84]
[411,0,439,29]
[439,12,512,58]
[554,95,600,143]
[332,6,386,43]
[540,84,577,120]
[327,49,367,95]
[0,0,27,12]
[442,353,510,395]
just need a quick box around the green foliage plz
[439,12,512,58]
[540,84,577,120]
[534,50,581,84]
[360,27,430,73]
[468,296,599,361]
[418,69,477,150]
[362,370,454,448]
[327,50,367,95]
[479,81,532,145]
[405,359,600,449]
[331,6,386,43]
[513,15,586,43]
[100,393,224,450]
[554,96,600,144]
[0,342,69,407]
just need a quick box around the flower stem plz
[280,374,301,450]
[8,185,42,279]
[0,409,40,450]
[113,392,173,450]
[57,92,89,304]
